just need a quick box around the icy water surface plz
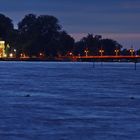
[0,62,140,140]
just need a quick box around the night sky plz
[0,0,140,49]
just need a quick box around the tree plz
[136,49,140,55]
[74,34,123,56]
[74,34,102,55]
[37,15,61,57]
[74,41,85,56]
[0,13,14,44]
[57,31,74,56]
[18,14,38,56]
[121,48,130,56]
[17,14,62,57]
[101,39,122,55]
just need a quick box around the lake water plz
[0,62,140,140]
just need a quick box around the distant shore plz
[0,57,140,62]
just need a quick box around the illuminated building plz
[0,41,6,58]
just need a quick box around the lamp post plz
[130,48,135,56]
[84,50,89,56]
[9,53,13,58]
[39,53,43,56]
[39,53,44,58]
[69,52,73,56]
[115,49,119,56]
[99,49,104,56]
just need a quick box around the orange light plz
[129,48,135,56]
[115,49,119,56]
[99,49,104,56]
[84,50,89,56]
[9,53,13,58]
[130,49,134,52]
[99,50,104,52]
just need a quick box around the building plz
[0,41,6,57]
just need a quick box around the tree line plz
[0,13,139,58]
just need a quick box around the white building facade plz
[0,41,6,57]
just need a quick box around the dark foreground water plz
[0,62,140,140]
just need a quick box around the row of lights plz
[69,48,135,56]
[6,48,136,58]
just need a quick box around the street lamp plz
[20,53,23,57]
[9,53,13,58]
[69,52,73,56]
[40,53,42,56]
[84,50,89,56]
[99,49,104,56]
[129,48,135,56]
[115,49,119,56]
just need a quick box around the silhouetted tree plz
[121,48,129,56]
[37,15,61,57]
[18,14,61,57]
[0,13,14,45]
[57,31,74,56]
[101,39,122,55]
[74,34,102,55]
[74,41,85,55]
[74,34,122,56]
[136,49,140,55]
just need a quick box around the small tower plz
[0,41,6,57]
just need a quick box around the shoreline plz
[0,57,139,63]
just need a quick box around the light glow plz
[9,53,13,58]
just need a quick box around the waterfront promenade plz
[59,55,140,62]
[0,55,140,62]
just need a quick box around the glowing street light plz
[9,53,13,58]
[99,49,104,56]
[69,52,73,56]
[115,49,119,56]
[20,53,25,58]
[39,53,43,56]
[20,53,23,57]
[84,50,89,56]
[129,48,135,56]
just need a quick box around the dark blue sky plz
[0,0,140,49]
